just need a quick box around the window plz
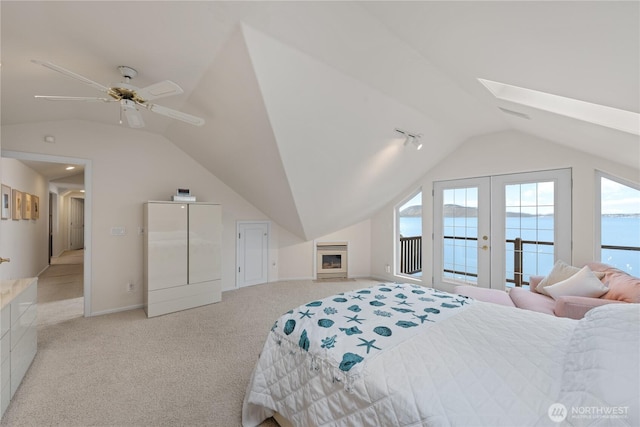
[504,181,555,287]
[598,173,640,274]
[396,190,422,277]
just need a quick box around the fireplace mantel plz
[316,242,348,279]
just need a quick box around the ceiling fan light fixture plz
[121,99,144,128]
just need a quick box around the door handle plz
[0,257,10,264]
[480,235,489,251]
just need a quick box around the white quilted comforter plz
[242,287,639,427]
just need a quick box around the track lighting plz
[395,128,423,150]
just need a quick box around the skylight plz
[478,78,640,136]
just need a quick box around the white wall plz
[277,219,372,280]
[1,120,275,314]
[371,130,640,289]
[0,158,49,280]
[1,120,374,315]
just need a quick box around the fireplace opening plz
[322,254,342,269]
[316,242,348,279]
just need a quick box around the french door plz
[434,169,571,290]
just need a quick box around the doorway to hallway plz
[38,249,84,326]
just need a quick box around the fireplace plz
[316,242,348,279]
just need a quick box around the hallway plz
[37,249,84,326]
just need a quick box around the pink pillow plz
[586,262,640,303]
[602,271,640,303]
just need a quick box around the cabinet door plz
[147,203,188,290]
[188,204,221,284]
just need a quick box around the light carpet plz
[1,278,389,427]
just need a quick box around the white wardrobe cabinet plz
[144,202,222,317]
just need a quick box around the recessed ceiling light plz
[65,166,75,170]
[478,78,639,135]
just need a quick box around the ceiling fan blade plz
[32,60,110,93]
[145,103,205,126]
[34,95,112,102]
[136,80,183,101]
[121,100,145,128]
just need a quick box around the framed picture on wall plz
[23,193,32,220]
[32,195,40,220]
[1,184,10,220]
[12,189,22,220]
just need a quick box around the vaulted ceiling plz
[2,1,638,240]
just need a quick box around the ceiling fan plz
[32,60,205,128]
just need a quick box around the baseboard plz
[275,276,315,282]
[371,274,423,285]
[89,303,144,317]
[36,264,50,277]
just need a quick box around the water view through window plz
[398,192,422,276]
[601,176,640,274]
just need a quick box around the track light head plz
[395,128,423,150]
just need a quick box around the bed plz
[242,283,639,426]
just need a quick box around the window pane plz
[443,186,478,285]
[601,177,640,274]
[397,191,422,276]
[505,182,555,287]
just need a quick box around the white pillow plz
[536,260,581,296]
[536,260,604,296]
[544,265,609,300]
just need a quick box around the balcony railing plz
[508,237,553,286]
[400,235,556,286]
[399,236,422,275]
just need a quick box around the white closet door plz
[147,203,188,291]
[237,222,269,288]
[188,204,221,284]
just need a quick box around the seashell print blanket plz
[269,283,473,380]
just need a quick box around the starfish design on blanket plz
[345,314,365,324]
[356,338,381,354]
[413,314,434,324]
[299,309,314,319]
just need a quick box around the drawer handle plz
[0,257,10,264]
